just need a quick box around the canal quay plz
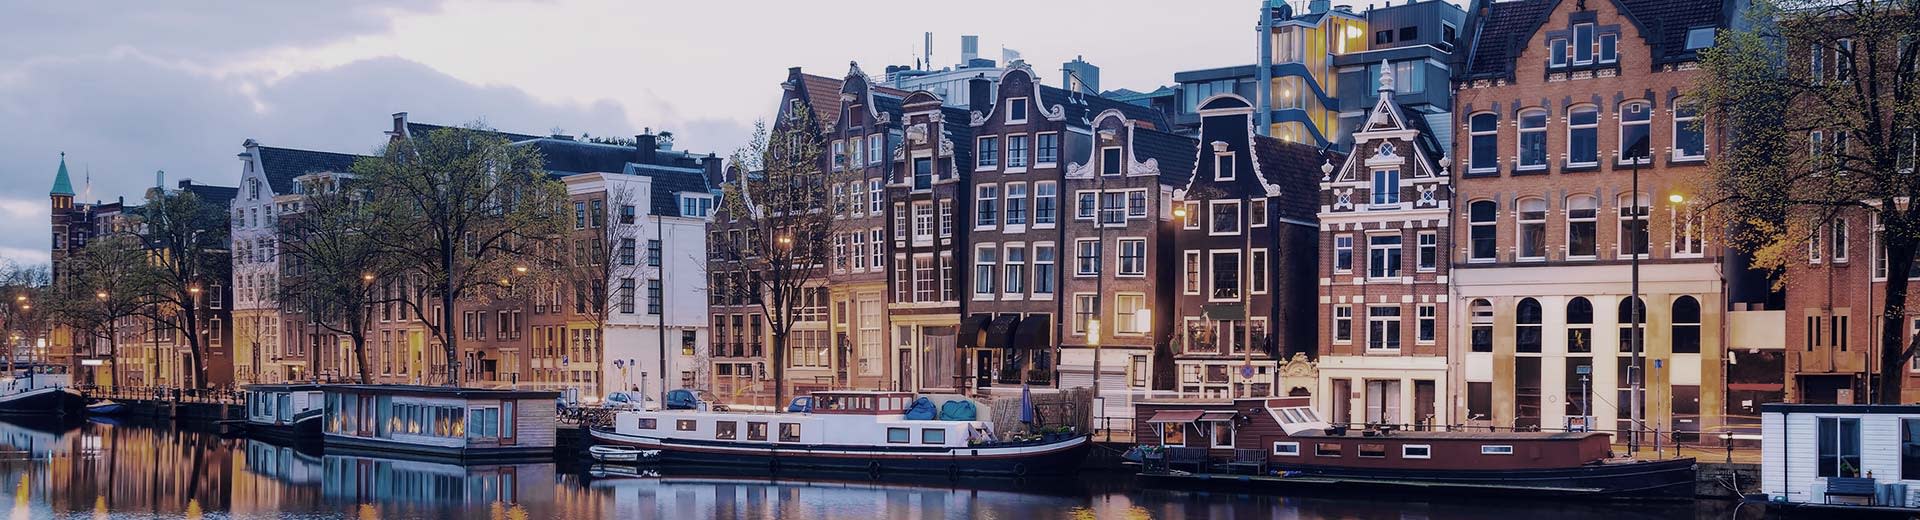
[0,418,1770,519]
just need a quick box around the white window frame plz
[1517,197,1548,262]
[1004,181,1029,230]
[1118,238,1148,277]
[831,140,846,170]
[1208,199,1242,236]
[1250,198,1269,227]
[1114,293,1148,336]
[1074,238,1101,277]
[1517,108,1548,171]
[1468,112,1499,173]
[975,184,999,230]
[1273,441,1300,456]
[1481,445,1515,455]
[1250,249,1269,294]
[1366,305,1402,352]
[1033,181,1058,228]
[1183,250,1202,295]
[973,243,997,299]
[1182,201,1200,230]
[977,136,1000,170]
[1672,100,1706,161]
[1619,101,1652,164]
[1214,152,1235,181]
[1416,304,1437,344]
[1566,194,1600,260]
[1006,97,1029,124]
[1417,231,1437,272]
[1036,132,1059,166]
[1005,133,1029,172]
[1208,249,1242,302]
[1334,234,1354,274]
[1075,191,1098,221]
[1403,444,1432,459]
[1003,243,1027,298]
[1567,105,1599,167]
[868,134,884,166]
[1032,242,1056,299]
[1333,305,1352,344]
[1370,169,1401,207]
[1833,219,1850,263]
[1101,146,1124,176]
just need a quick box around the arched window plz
[1471,299,1494,353]
[1567,195,1599,259]
[1469,200,1498,262]
[1618,296,1646,353]
[1518,108,1548,169]
[1672,296,1702,354]
[1567,297,1594,353]
[1517,198,1548,261]
[1674,99,1705,160]
[1469,113,1500,172]
[1568,105,1599,166]
[1618,192,1650,257]
[1620,100,1652,161]
[1517,298,1543,353]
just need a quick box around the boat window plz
[780,423,802,442]
[888,427,911,444]
[1315,442,1343,457]
[1481,445,1514,455]
[716,421,737,440]
[1273,441,1300,456]
[1403,444,1431,459]
[1161,424,1186,447]
[638,418,657,430]
[677,419,697,432]
[1212,422,1235,448]
[1358,443,1386,458]
[922,428,947,445]
[1281,409,1302,423]
[747,422,768,441]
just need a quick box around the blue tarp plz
[665,389,699,410]
[787,396,814,413]
[938,400,977,421]
[903,397,936,420]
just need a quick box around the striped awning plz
[1145,410,1205,424]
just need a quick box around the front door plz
[975,350,994,389]
[897,350,914,392]
[499,400,517,445]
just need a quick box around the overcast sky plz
[0,0,1424,266]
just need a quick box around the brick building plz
[887,89,973,394]
[1451,0,1734,438]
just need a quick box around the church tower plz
[49,152,76,283]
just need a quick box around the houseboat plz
[1131,397,1695,498]
[321,385,559,463]
[1761,403,1920,512]
[241,383,325,443]
[0,364,83,416]
[590,390,1091,476]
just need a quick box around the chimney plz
[155,170,165,189]
[968,74,993,115]
[389,112,410,138]
[635,133,659,164]
[703,153,724,190]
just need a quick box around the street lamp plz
[1626,134,1651,455]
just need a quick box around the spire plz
[1376,59,1394,97]
[49,152,74,196]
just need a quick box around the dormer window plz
[1599,34,1618,64]
[247,179,261,200]
[1551,38,1568,67]
[1573,24,1594,64]
[1101,147,1123,176]
[1007,98,1029,124]
[1686,27,1715,51]
[1214,152,1235,181]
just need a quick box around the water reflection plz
[0,418,1771,519]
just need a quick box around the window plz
[1161,423,1186,446]
[619,278,636,314]
[1620,297,1647,354]
[1903,419,1920,479]
[1817,417,1861,477]
[850,136,864,167]
[1098,147,1121,176]
[1100,192,1126,225]
[1367,306,1401,351]
[1211,200,1241,234]
[780,423,801,442]
[590,199,605,228]
[1250,249,1269,294]
[1469,200,1497,261]
[922,428,946,445]
[849,181,865,216]
[1115,294,1147,335]
[716,421,738,440]
[1573,23,1594,64]
[976,184,999,228]
[1368,235,1402,278]
[1673,203,1703,256]
[869,135,884,165]
[1833,219,1850,262]
[1469,113,1499,172]
[1250,199,1268,227]
[1358,443,1387,458]
[1620,101,1651,161]
[977,137,999,169]
[1037,133,1059,165]
[974,245,996,297]
[1672,296,1701,354]
[887,427,910,444]
[1811,42,1826,82]
[1567,195,1599,259]
[1403,444,1432,459]
[913,157,933,191]
[869,179,882,213]
[1315,442,1343,457]
[1034,244,1056,296]
[1034,182,1057,226]
[1568,106,1598,166]
[1183,251,1201,294]
[1003,245,1027,295]
[1210,251,1241,300]
[1686,27,1715,51]
[1214,152,1235,181]
[1517,298,1543,353]
[1481,445,1515,455]
[647,279,662,315]
[1674,101,1705,160]
[619,238,637,266]
[912,202,934,240]
[1619,193,1650,256]
[1371,169,1400,206]
[1075,239,1101,276]
[1274,441,1300,456]
[1417,231,1437,271]
[1550,38,1568,67]
[1471,299,1494,352]
[647,239,662,267]
[1127,191,1147,218]
[1182,201,1200,229]
[1333,305,1353,343]
[1334,234,1354,272]
[637,418,656,429]
[1073,294,1097,335]
[1417,304,1437,343]
[1517,109,1547,169]
[832,140,846,170]
[1007,135,1029,168]
[677,419,697,431]
[1007,97,1028,123]
[1517,198,1548,260]
[939,199,953,237]
[1077,192,1098,220]
[1567,297,1595,353]
[1005,183,1028,227]
[1600,33,1618,63]
[573,202,587,229]
[1836,39,1854,82]
[620,204,636,225]
[748,422,768,441]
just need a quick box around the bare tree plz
[356,123,569,386]
[52,235,150,387]
[277,176,394,384]
[0,261,50,372]
[128,188,230,389]
[550,184,651,394]
[713,112,848,409]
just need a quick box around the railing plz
[81,386,244,405]
[558,404,620,430]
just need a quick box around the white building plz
[1762,403,1920,507]
[231,140,369,384]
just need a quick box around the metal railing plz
[81,385,244,405]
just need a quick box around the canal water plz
[0,418,1769,519]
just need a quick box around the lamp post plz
[1627,135,1649,455]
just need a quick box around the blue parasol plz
[1020,382,1034,425]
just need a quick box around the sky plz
[0,0,1426,266]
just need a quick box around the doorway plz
[976,350,994,389]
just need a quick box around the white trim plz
[1403,444,1432,459]
[1273,441,1300,456]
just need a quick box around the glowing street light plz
[1669,193,1686,204]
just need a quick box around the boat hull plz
[1139,457,1697,499]
[590,429,1092,477]
[246,413,323,444]
[0,387,85,416]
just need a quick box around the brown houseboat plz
[1132,397,1694,499]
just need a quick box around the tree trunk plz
[772,329,787,411]
[1878,239,1916,404]
[185,306,207,390]
[442,289,459,387]
[352,333,372,384]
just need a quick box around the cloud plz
[0,2,445,70]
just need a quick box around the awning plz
[984,314,1019,349]
[1203,303,1246,321]
[1015,314,1051,349]
[1145,410,1205,424]
[1198,411,1237,422]
[958,313,992,349]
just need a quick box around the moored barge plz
[321,385,560,462]
[591,390,1089,476]
[1132,397,1695,499]
[240,383,325,443]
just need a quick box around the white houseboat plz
[321,385,560,462]
[590,390,1091,476]
[1762,403,1920,511]
[241,383,325,442]
[0,364,83,416]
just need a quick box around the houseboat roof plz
[324,385,561,399]
[1291,430,1608,441]
[1759,403,1920,414]
[242,383,326,392]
